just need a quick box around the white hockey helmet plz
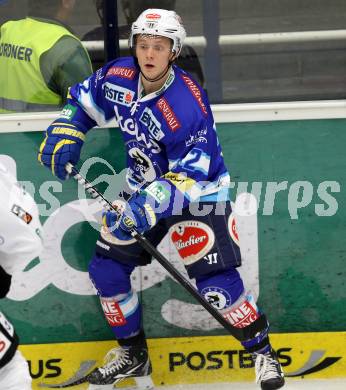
[129,8,186,56]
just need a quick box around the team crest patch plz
[169,220,215,265]
[228,213,239,246]
[11,204,32,224]
[201,286,232,310]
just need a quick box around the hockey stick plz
[65,163,266,341]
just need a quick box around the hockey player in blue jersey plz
[38,8,285,390]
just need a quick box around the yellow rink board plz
[19,332,346,389]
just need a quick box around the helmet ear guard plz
[129,8,186,57]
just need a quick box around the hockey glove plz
[38,121,86,180]
[102,192,157,241]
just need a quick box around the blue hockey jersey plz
[65,57,230,216]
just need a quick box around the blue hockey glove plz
[38,121,86,180]
[102,193,157,241]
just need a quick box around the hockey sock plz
[241,328,271,353]
[196,268,271,351]
[117,329,148,349]
[100,290,142,339]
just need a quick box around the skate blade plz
[87,375,155,390]
[115,375,155,390]
[87,385,155,389]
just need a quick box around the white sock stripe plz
[119,290,140,318]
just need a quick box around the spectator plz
[0,0,93,113]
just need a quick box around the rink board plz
[1,120,345,344]
[0,119,345,389]
[20,331,346,389]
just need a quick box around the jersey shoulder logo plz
[106,66,136,80]
[181,74,208,116]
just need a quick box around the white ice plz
[89,378,346,390]
[159,379,346,390]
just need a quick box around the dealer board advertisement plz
[20,332,346,389]
[0,119,345,387]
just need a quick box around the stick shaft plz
[66,163,252,340]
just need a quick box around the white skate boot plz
[253,349,285,390]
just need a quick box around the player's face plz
[135,35,174,79]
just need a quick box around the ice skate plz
[87,374,155,390]
[86,345,153,388]
[253,349,285,390]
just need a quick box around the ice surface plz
[159,378,346,390]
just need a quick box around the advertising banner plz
[20,332,346,389]
[0,118,345,385]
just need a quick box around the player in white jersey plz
[0,155,42,390]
